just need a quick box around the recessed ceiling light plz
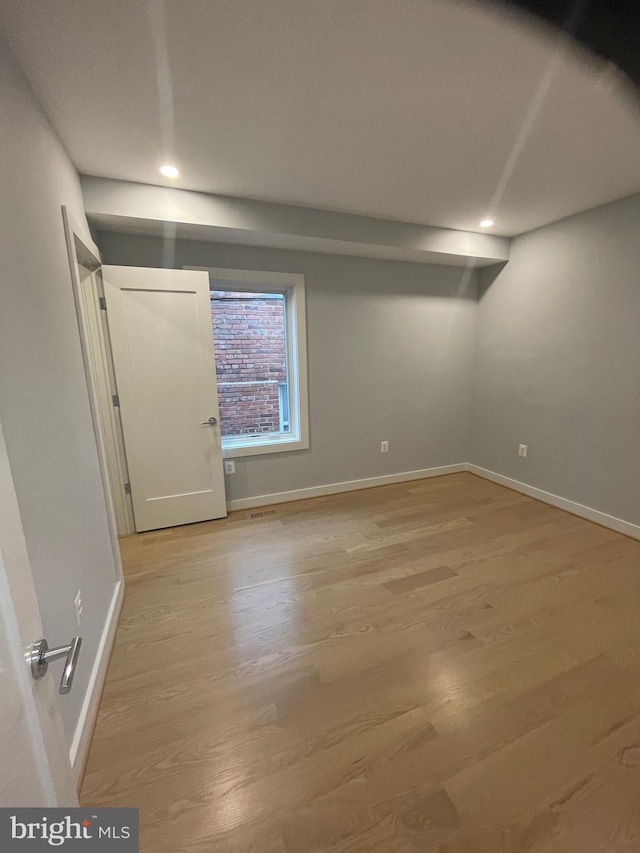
[480,219,494,228]
[160,164,180,178]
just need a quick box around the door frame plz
[62,207,134,537]
[63,210,127,781]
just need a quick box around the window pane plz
[210,290,289,439]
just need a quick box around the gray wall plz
[98,195,640,526]
[97,233,478,503]
[81,176,511,267]
[0,37,119,744]
[474,193,640,525]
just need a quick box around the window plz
[189,267,308,457]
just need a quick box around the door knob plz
[200,417,218,426]
[29,637,82,695]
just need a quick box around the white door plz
[0,418,78,806]
[103,266,227,532]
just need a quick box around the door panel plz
[0,418,77,806]
[103,267,227,531]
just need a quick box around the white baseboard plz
[227,464,467,511]
[69,578,124,785]
[467,464,640,541]
[233,461,640,538]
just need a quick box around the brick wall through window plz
[210,290,287,437]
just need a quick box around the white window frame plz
[185,266,309,458]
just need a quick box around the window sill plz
[222,435,309,459]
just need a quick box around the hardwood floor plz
[81,472,640,852]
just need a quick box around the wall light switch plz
[224,460,236,475]
[74,590,83,628]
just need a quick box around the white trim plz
[69,579,124,783]
[62,206,101,263]
[227,464,466,510]
[466,464,640,541]
[222,434,307,459]
[193,267,305,288]
[186,266,309,459]
[63,207,133,541]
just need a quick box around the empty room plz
[2,1,640,851]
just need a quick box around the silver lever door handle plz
[29,637,82,695]
[200,417,218,426]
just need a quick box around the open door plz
[103,266,227,532]
[0,418,78,806]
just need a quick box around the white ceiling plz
[2,0,640,236]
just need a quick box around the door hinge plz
[112,394,120,407]
[124,483,131,495]
[99,296,107,311]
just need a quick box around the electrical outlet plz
[518,444,528,458]
[74,590,83,628]
[224,460,236,475]
[380,440,389,453]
